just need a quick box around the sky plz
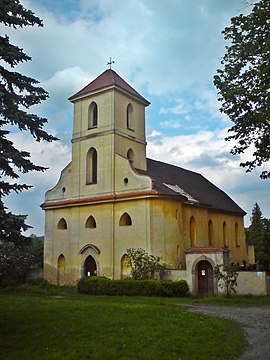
[2,0,270,236]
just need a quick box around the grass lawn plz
[0,289,245,360]
[162,294,270,306]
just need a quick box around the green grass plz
[0,289,245,360]
[161,294,270,306]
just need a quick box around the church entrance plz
[84,255,97,277]
[197,260,214,296]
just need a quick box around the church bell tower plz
[68,68,150,198]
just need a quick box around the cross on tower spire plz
[107,57,115,69]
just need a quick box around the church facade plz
[42,69,247,295]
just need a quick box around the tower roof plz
[69,69,150,105]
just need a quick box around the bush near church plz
[77,277,189,297]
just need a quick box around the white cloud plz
[195,89,228,122]
[160,120,181,129]
[160,98,190,115]
[6,131,71,189]
[42,67,92,104]
[4,131,71,236]
[13,0,245,97]
[146,127,270,225]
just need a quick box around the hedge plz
[77,277,189,297]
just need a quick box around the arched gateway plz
[84,255,97,277]
[197,260,214,296]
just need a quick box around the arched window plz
[57,254,66,286]
[119,212,132,226]
[58,254,66,270]
[86,147,97,184]
[223,221,227,246]
[85,215,97,228]
[127,148,135,163]
[57,218,67,230]
[190,216,196,247]
[88,102,98,129]
[208,220,213,246]
[126,103,134,129]
[235,222,240,247]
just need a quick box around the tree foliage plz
[0,242,33,287]
[248,202,265,261]
[262,218,270,263]
[126,248,161,280]
[0,234,44,287]
[248,202,270,265]
[214,0,270,179]
[213,263,238,296]
[0,0,57,245]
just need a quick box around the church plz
[42,68,247,295]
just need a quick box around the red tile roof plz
[185,246,229,254]
[69,69,150,105]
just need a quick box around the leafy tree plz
[0,0,57,245]
[29,234,44,269]
[0,241,35,286]
[213,263,238,296]
[214,0,270,179]
[126,248,161,280]
[249,202,266,262]
[0,234,44,287]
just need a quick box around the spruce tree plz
[249,203,265,262]
[0,0,57,245]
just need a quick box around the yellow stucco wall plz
[44,192,247,285]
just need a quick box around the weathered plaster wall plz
[236,272,269,295]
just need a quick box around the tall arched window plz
[57,254,66,286]
[208,220,213,246]
[88,102,98,129]
[119,212,132,226]
[190,216,196,247]
[58,254,66,271]
[57,218,67,230]
[127,148,135,163]
[86,147,97,184]
[85,215,97,228]
[223,221,227,246]
[235,222,240,247]
[126,103,134,129]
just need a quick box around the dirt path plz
[180,304,270,360]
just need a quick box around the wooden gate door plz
[197,260,214,296]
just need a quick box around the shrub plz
[126,248,161,280]
[214,263,238,296]
[77,277,189,297]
